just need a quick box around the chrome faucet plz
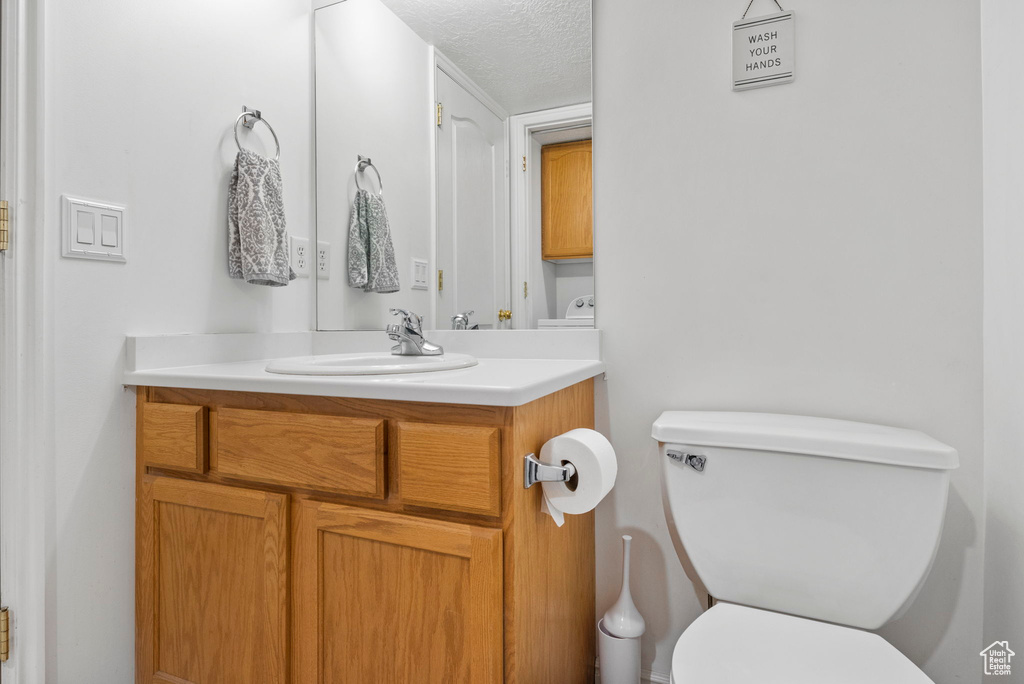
[386,308,444,356]
[451,310,478,330]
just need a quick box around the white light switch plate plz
[290,236,310,277]
[61,195,127,262]
[411,258,428,290]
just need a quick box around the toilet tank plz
[654,411,958,630]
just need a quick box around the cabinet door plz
[541,139,593,260]
[136,476,288,684]
[293,501,503,684]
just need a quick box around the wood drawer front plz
[397,423,501,516]
[141,403,207,473]
[213,408,386,499]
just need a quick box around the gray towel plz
[347,189,400,293]
[228,149,296,286]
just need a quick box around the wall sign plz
[733,10,795,91]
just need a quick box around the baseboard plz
[595,664,671,684]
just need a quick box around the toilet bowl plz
[654,411,958,683]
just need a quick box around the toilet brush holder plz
[598,619,640,684]
[598,534,644,684]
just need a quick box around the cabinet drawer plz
[141,402,207,473]
[396,423,501,516]
[213,408,386,499]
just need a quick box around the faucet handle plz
[389,308,422,332]
[451,310,475,330]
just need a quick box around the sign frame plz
[733,10,795,91]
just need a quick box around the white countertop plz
[124,356,605,406]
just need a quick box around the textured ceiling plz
[380,0,591,115]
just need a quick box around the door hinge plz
[436,102,443,127]
[0,200,9,252]
[437,269,443,292]
[1,607,10,662]
[522,155,526,172]
[523,281,528,298]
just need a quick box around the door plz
[136,477,289,684]
[435,68,509,329]
[292,501,503,684]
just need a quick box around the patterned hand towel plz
[347,189,400,293]
[228,149,296,286]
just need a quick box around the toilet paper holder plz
[523,453,577,489]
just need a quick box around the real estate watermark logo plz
[981,641,1015,676]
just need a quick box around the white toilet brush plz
[598,535,645,684]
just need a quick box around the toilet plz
[653,411,958,683]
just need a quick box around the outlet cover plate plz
[290,236,311,277]
[317,241,330,280]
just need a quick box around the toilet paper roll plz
[539,428,617,527]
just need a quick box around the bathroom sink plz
[264,352,478,376]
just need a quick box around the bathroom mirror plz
[313,0,594,331]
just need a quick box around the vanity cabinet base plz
[135,381,596,684]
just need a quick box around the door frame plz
[429,48,509,330]
[1,0,50,680]
[508,103,593,329]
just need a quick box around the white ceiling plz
[380,0,591,116]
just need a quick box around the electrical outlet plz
[316,241,330,280]
[290,236,311,277]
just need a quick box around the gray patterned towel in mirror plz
[347,188,400,293]
[227,149,296,287]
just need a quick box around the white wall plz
[593,0,983,681]
[44,0,314,678]
[314,0,432,331]
[981,0,1024,656]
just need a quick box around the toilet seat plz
[671,603,933,684]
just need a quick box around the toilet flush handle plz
[667,450,706,473]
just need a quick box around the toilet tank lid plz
[652,411,958,470]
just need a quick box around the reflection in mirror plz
[314,0,593,331]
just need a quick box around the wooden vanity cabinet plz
[135,381,596,684]
[541,139,593,261]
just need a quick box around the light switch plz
[62,195,127,262]
[411,258,428,290]
[100,214,119,247]
[75,211,95,245]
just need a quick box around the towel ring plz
[354,155,384,197]
[234,110,281,162]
